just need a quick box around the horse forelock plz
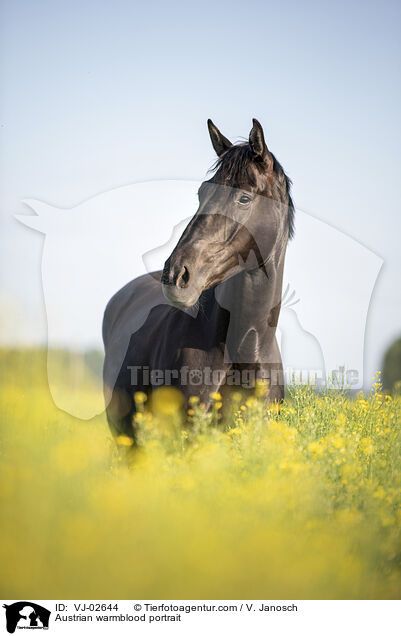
[208,143,295,240]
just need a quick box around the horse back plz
[102,271,163,347]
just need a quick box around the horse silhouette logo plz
[2,602,50,633]
[15,180,383,417]
[278,284,326,385]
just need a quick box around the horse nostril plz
[176,265,190,288]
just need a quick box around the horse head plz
[161,119,294,308]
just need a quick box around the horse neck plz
[215,246,287,363]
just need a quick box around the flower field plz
[0,349,400,599]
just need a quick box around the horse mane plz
[209,143,295,240]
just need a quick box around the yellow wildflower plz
[152,386,183,415]
[134,391,147,405]
[116,435,134,447]
[210,391,222,401]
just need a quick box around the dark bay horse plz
[102,119,294,442]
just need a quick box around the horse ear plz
[207,119,232,157]
[249,119,272,167]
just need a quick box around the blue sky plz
[1,0,400,384]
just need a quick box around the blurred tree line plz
[0,348,103,386]
[382,337,401,394]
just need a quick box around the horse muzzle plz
[161,259,202,308]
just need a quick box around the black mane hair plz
[209,143,295,240]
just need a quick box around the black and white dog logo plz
[2,602,50,633]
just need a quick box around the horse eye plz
[238,194,251,205]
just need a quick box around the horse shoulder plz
[102,271,163,347]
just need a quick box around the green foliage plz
[382,337,401,393]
